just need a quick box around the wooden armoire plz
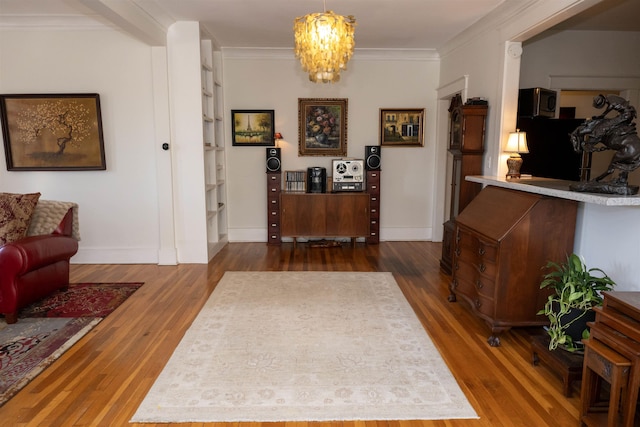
[440,95,488,274]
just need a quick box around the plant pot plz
[552,302,596,352]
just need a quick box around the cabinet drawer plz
[269,221,280,232]
[455,258,497,288]
[268,196,280,210]
[268,173,282,183]
[268,234,281,244]
[454,267,495,298]
[451,276,476,299]
[269,209,280,219]
[457,231,497,262]
[473,294,495,318]
[475,275,496,298]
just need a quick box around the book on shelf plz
[285,170,306,192]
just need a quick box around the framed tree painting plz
[231,110,275,146]
[379,108,425,147]
[0,93,106,171]
[298,98,347,156]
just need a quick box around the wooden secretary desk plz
[440,95,488,274]
[449,186,578,346]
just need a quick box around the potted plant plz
[538,253,616,352]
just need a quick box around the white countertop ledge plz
[466,176,640,207]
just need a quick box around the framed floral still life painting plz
[379,108,425,147]
[231,110,275,146]
[298,98,347,156]
[0,93,106,171]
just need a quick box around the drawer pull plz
[474,299,482,309]
[476,279,483,289]
[452,279,458,289]
[478,247,485,255]
[271,188,277,192]
[455,248,460,256]
[478,263,486,273]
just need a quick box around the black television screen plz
[516,117,585,181]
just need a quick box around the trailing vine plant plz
[538,254,616,352]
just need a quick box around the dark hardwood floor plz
[1,242,581,426]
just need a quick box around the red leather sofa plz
[0,207,78,324]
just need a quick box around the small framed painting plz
[298,98,347,157]
[231,110,275,146]
[0,93,106,170]
[379,108,425,147]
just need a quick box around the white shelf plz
[200,37,228,261]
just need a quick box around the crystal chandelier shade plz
[293,10,356,83]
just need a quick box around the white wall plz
[0,29,161,263]
[223,51,440,242]
[520,30,640,90]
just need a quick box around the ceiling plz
[0,0,639,50]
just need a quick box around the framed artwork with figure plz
[298,98,347,156]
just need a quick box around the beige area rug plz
[131,271,478,422]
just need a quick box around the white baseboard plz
[71,246,159,264]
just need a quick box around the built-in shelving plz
[167,22,227,263]
[201,37,228,260]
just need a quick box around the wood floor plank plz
[0,242,581,426]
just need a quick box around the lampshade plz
[505,129,529,154]
[293,8,356,84]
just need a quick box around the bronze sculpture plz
[569,94,640,195]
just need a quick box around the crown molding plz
[438,0,604,58]
[222,47,439,61]
[0,15,113,31]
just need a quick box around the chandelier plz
[293,3,356,84]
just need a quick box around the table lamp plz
[505,129,528,179]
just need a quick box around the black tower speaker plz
[266,147,281,172]
[365,145,381,170]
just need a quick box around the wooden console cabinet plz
[449,185,578,346]
[280,192,370,246]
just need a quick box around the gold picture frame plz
[0,93,106,170]
[379,108,425,147]
[298,98,348,157]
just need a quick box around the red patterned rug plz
[0,282,143,407]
